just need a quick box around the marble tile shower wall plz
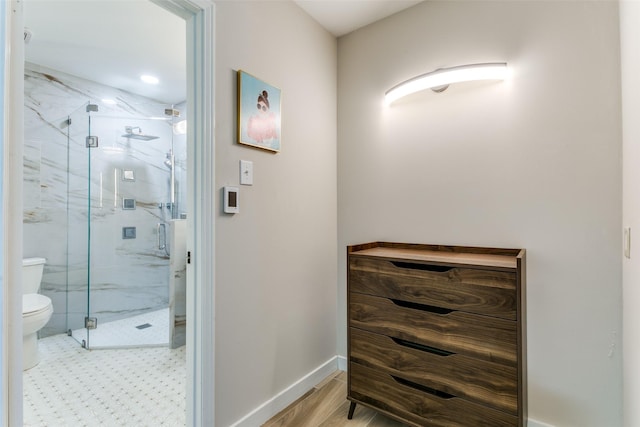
[23,63,187,338]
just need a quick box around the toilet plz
[22,257,53,370]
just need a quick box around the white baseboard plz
[337,355,347,371]
[229,356,339,427]
[528,418,555,427]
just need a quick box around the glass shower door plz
[66,102,183,349]
[66,103,92,347]
[85,110,173,349]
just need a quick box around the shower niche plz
[23,65,187,350]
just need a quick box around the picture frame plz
[237,70,281,152]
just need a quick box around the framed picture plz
[237,70,281,152]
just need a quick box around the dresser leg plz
[347,402,357,419]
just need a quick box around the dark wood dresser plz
[347,242,526,427]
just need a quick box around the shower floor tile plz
[71,308,170,349]
[23,333,186,426]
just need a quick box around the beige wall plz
[621,2,640,426]
[214,1,337,425]
[337,2,622,426]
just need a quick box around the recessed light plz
[140,74,159,85]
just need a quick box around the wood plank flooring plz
[262,371,409,427]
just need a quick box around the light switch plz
[240,160,253,185]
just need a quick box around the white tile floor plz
[71,308,170,349]
[23,333,186,426]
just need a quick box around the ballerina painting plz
[238,70,282,152]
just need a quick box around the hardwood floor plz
[262,371,409,427]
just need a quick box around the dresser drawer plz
[349,256,517,320]
[350,327,517,414]
[350,292,517,365]
[349,362,518,427]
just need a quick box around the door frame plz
[3,1,25,424]
[1,0,216,425]
[156,1,216,425]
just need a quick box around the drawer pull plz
[391,299,453,315]
[391,261,453,273]
[392,375,455,399]
[391,337,454,357]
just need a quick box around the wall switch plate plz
[240,160,253,185]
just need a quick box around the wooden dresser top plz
[348,242,524,271]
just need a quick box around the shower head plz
[122,126,159,141]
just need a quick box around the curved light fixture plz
[384,62,508,106]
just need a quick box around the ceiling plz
[24,0,187,105]
[294,0,423,38]
[24,0,424,104]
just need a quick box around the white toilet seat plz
[23,293,52,316]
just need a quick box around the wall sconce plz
[384,62,508,106]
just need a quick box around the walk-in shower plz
[23,68,187,351]
[66,102,185,349]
